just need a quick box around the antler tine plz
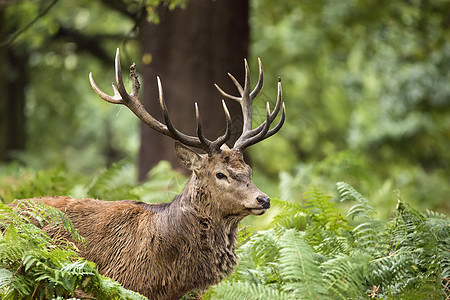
[249,58,264,101]
[195,102,212,150]
[264,102,286,139]
[211,100,232,151]
[215,58,263,104]
[244,77,283,138]
[91,49,284,155]
[195,101,232,153]
[235,102,272,149]
[89,72,122,104]
[240,102,286,149]
[157,77,206,149]
[214,80,241,102]
[227,73,244,95]
[240,59,253,133]
[114,48,129,102]
[130,64,140,97]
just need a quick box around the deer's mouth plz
[248,208,267,215]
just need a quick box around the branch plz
[0,0,59,48]
[53,26,131,65]
[99,0,142,21]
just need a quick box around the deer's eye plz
[216,172,227,180]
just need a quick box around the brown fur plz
[19,147,270,299]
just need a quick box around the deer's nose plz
[256,195,271,209]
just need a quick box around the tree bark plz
[0,9,27,162]
[137,0,249,180]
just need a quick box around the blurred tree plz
[137,0,248,179]
[0,7,28,161]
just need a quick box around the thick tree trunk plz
[137,0,249,180]
[0,9,27,162]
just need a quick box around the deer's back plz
[27,196,185,299]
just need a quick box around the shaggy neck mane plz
[134,175,243,294]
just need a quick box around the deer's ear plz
[174,142,203,171]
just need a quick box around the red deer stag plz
[22,49,285,299]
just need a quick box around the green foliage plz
[2,1,448,298]
[249,0,450,214]
[82,158,141,201]
[0,165,76,203]
[0,200,146,299]
[0,160,186,205]
[136,161,187,203]
[207,184,449,299]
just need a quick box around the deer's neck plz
[177,175,243,230]
[154,175,241,278]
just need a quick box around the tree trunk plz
[137,0,249,180]
[0,9,27,162]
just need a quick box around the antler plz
[215,58,285,151]
[89,48,231,154]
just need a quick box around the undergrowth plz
[0,200,146,299]
[206,182,450,299]
[0,160,186,204]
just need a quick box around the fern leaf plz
[321,252,371,299]
[271,198,307,230]
[303,186,348,233]
[352,220,387,251]
[278,229,328,299]
[86,158,139,201]
[337,181,374,219]
[0,268,14,292]
[60,260,96,276]
[313,229,350,256]
[210,281,290,300]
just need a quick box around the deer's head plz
[89,49,285,218]
[174,143,269,216]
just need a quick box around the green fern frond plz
[237,225,255,246]
[213,184,448,299]
[86,158,139,201]
[313,229,350,256]
[366,199,449,298]
[336,181,368,204]
[303,186,348,233]
[14,200,84,243]
[60,260,96,276]
[237,229,280,270]
[352,220,388,252]
[271,198,307,230]
[0,268,16,294]
[337,181,375,219]
[91,275,148,300]
[0,201,148,299]
[137,161,187,203]
[278,229,328,299]
[209,281,290,300]
[321,252,371,299]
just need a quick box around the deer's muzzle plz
[256,195,271,209]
